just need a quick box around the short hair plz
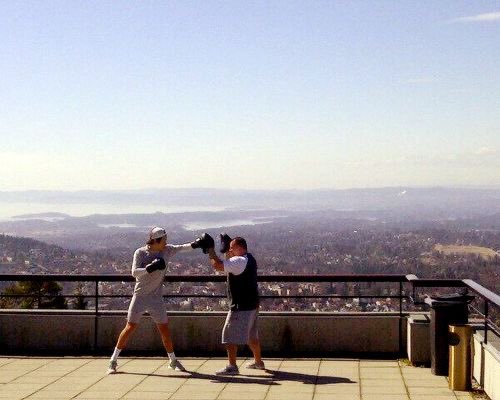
[232,237,247,251]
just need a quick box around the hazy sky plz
[1,1,499,191]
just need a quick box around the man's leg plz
[248,338,262,364]
[107,322,138,374]
[156,322,174,353]
[116,322,138,349]
[246,310,264,369]
[226,343,238,366]
[216,311,240,375]
[156,323,186,371]
[214,343,239,375]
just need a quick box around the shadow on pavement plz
[117,368,357,386]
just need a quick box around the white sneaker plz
[168,359,186,371]
[215,364,239,375]
[107,360,117,374]
[246,360,265,370]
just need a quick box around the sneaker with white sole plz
[215,364,239,375]
[246,360,265,370]
[168,359,186,371]
[107,360,117,374]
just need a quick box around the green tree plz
[3,281,67,309]
[71,283,88,310]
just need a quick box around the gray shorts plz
[127,295,169,324]
[222,309,259,345]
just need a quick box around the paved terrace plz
[0,357,477,400]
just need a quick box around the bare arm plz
[208,248,224,272]
[168,243,195,257]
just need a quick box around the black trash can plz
[424,293,474,376]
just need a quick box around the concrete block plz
[472,332,500,400]
[483,343,500,400]
[407,313,430,364]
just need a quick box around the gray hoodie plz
[131,244,193,296]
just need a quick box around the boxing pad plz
[219,233,232,253]
[191,233,215,254]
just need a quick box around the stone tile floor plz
[0,357,477,400]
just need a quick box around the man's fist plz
[191,233,215,254]
[145,257,166,273]
[220,233,232,253]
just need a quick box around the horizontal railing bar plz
[0,293,409,300]
[406,279,467,288]
[160,294,409,299]
[463,279,500,308]
[469,304,484,316]
[468,305,500,331]
[476,323,500,337]
[0,274,409,283]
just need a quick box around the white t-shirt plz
[222,255,247,276]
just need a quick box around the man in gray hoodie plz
[107,227,213,374]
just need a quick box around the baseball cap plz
[149,227,167,240]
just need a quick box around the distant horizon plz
[1,184,500,194]
[1,185,500,221]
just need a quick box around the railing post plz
[484,300,488,345]
[94,280,99,352]
[399,281,403,354]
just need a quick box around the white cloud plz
[450,12,500,23]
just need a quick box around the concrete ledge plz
[407,313,430,364]
[0,310,407,356]
[473,331,500,400]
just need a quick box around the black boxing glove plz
[145,257,166,273]
[191,233,215,254]
[219,233,232,253]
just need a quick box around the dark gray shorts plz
[127,295,169,324]
[222,309,259,345]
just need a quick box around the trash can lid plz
[430,293,474,302]
[424,293,474,307]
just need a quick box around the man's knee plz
[125,322,138,332]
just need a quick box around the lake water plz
[0,202,283,231]
[0,202,227,221]
[183,219,274,230]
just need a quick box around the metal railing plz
[406,274,500,345]
[0,273,411,352]
[0,273,499,350]
[0,273,411,309]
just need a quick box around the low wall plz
[473,331,500,400]
[407,313,430,364]
[0,310,406,356]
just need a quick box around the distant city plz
[1,187,499,315]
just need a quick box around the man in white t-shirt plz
[207,236,264,375]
